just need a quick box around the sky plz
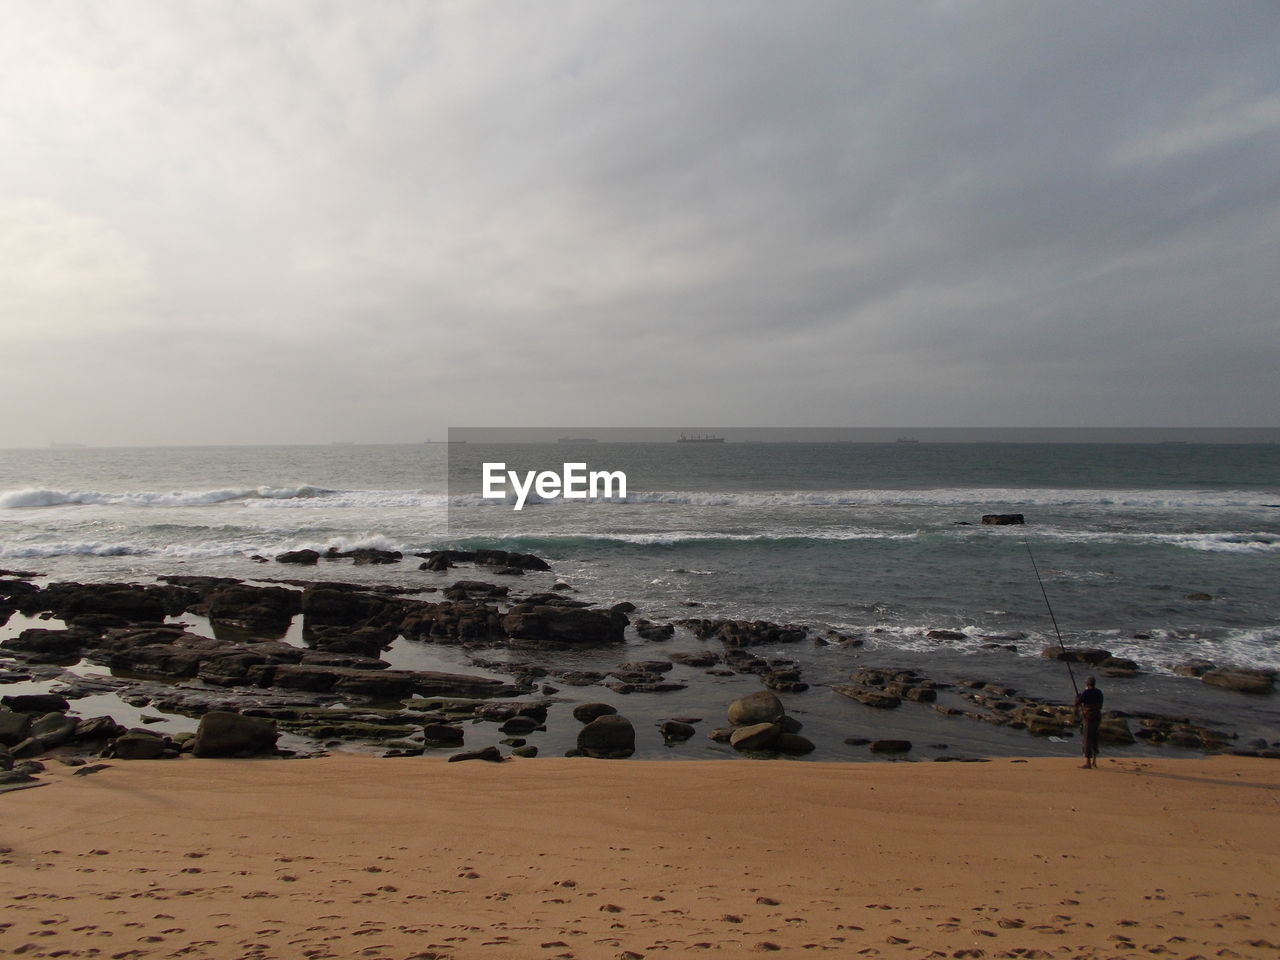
[1,1,1278,446]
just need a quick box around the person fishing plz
[1074,676,1104,769]
[1023,538,1104,770]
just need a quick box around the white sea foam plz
[1036,528,1280,554]
[0,485,335,509]
[0,540,256,559]
[444,486,1280,510]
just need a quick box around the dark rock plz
[1098,717,1135,745]
[727,690,785,726]
[74,716,127,741]
[511,745,538,758]
[577,715,635,758]
[500,715,542,735]
[0,709,33,746]
[415,549,551,572]
[776,733,816,755]
[1,628,94,664]
[611,601,637,614]
[1185,592,1213,602]
[1041,646,1114,665]
[573,702,618,723]
[475,701,548,723]
[422,723,464,745]
[276,549,320,565]
[678,618,808,648]
[670,651,720,668]
[192,711,279,758]
[28,581,191,623]
[350,548,402,566]
[204,585,301,630]
[501,603,628,648]
[1202,669,1275,695]
[2,693,70,713]
[448,746,504,763]
[555,670,605,686]
[927,629,967,641]
[448,580,508,598]
[107,729,173,760]
[659,720,696,743]
[832,684,901,709]
[28,713,78,749]
[301,587,402,629]
[634,619,675,641]
[981,514,1025,525]
[730,722,782,751]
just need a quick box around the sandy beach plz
[2,755,1277,959]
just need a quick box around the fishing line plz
[1023,536,1080,698]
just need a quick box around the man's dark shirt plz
[1076,688,1104,712]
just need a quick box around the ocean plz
[2,437,1278,759]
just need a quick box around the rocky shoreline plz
[2,550,1278,787]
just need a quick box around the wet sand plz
[2,755,1278,959]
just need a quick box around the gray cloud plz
[1,0,1277,445]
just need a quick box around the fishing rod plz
[1023,536,1080,698]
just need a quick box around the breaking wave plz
[0,485,336,509]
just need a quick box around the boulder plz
[422,723,465,745]
[730,722,782,751]
[634,619,675,641]
[28,713,78,749]
[31,582,189,623]
[573,702,618,723]
[415,549,551,572]
[0,709,33,746]
[205,584,301,630]
[500,604,628,648]
[107,729,173,760]
[1098,717,1135,745]
[192,711,279,758]
[1,628,93,663]
[74,716,127,741]
[727,690,785,726]
[659,720,696,743]
[500,715,542,735]
[2,694,70,713]
[577,715,635,759]
[1041,646,1114,665]
[276,549,320,565]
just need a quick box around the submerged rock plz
[1202,669,1275,695]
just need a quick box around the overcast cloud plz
[1,1,1277,445]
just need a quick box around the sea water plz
[2,438,1277,758]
